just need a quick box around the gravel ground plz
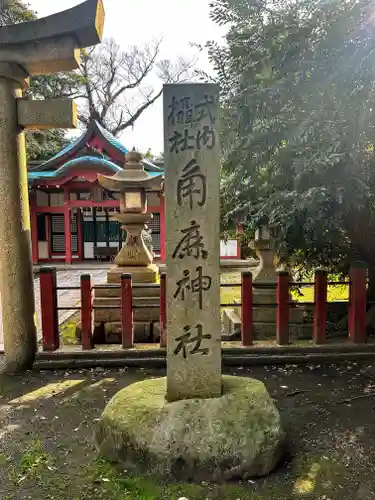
[1,362,375,499]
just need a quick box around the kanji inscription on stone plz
[177,159,206,209]
[163,83,221,402]
[174,266,212,310]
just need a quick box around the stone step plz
[104,322,161,343]
[253,322,313,339]
[107,265,158,284]
[222,308,313,340]
[94,284,160,298]
[252,307,305,323]
[93,296,159,307]
[223,309,241,336]
[223,307,306,328]
[93,296,159,323]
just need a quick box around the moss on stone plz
[96,375,284,482]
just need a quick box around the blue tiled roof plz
[34,134,82,171]
[95,123,162,171]
[33,120,163,173]
[142,171,162,178]
[55,156,122,175]
[96,122,163,172]
[28,155,163,184]
[96,121,128,154]
[28,171,56,179]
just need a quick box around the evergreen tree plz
[209,0,375,291]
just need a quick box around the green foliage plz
[210,0,375,276]
[87,457,260,499]
[19,440,52,480]
[25,129,69,161]
[0,1,81,162]
[28,72,85,100]
[0,0,36,24]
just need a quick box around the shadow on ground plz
[0,362,374,499]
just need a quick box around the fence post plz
[349,264,367,343]
[241,271,254,346]
[81,274,93,350]
[313,270,327,344]
[40,267,59,351]
[276,271,289,345]
[121,273,133,348]
[160,272,167,348]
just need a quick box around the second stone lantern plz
[93,151,163,344]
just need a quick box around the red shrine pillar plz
[30,194,39,265]
[64,208,72,264]
[46,215,52,260]
[63,189,72,264]
[77,209,84,261]
[159,192,166,263]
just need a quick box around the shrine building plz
[28,120,239,264]
[28,121,164,264]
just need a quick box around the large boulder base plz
[96,375,284,482]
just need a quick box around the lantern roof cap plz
[97,150,163,191]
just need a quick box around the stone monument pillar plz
[96,84,284,480]
[163,83,221,402]
[0,0,104,371]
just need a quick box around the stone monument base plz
[92,264,159,343]
[107,264,158,283]
[222,289,313,341]
[222,307,313,341]
[96,375,284,482]
[223,306,312,341]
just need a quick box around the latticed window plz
[148,213,161,253]
[51,214,78,253]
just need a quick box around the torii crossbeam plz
[0,0,105,372]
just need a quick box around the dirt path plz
[0,362,375,499]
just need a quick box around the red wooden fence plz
[348,265,367,343]
[40,267,59,351]
[121,273,133,348]
[40,267,368,351]
[241,271,254,346]
[313,270,327,344]
[81,274,93,350]
[159,273,167,348]
[276,271,290,346]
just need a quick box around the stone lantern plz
[251,225,278,285]
[97,151,163,282]
[93,151,163,343]
[224,224,307,341]
[250,225,305,337]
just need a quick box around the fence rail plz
[39,266,368,352]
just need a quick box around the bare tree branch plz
[78,37,197,136]
[113,87,163,136]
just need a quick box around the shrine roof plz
[28,155,162,186]
[31,120,163,173]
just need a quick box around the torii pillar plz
[0,0,104,372]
